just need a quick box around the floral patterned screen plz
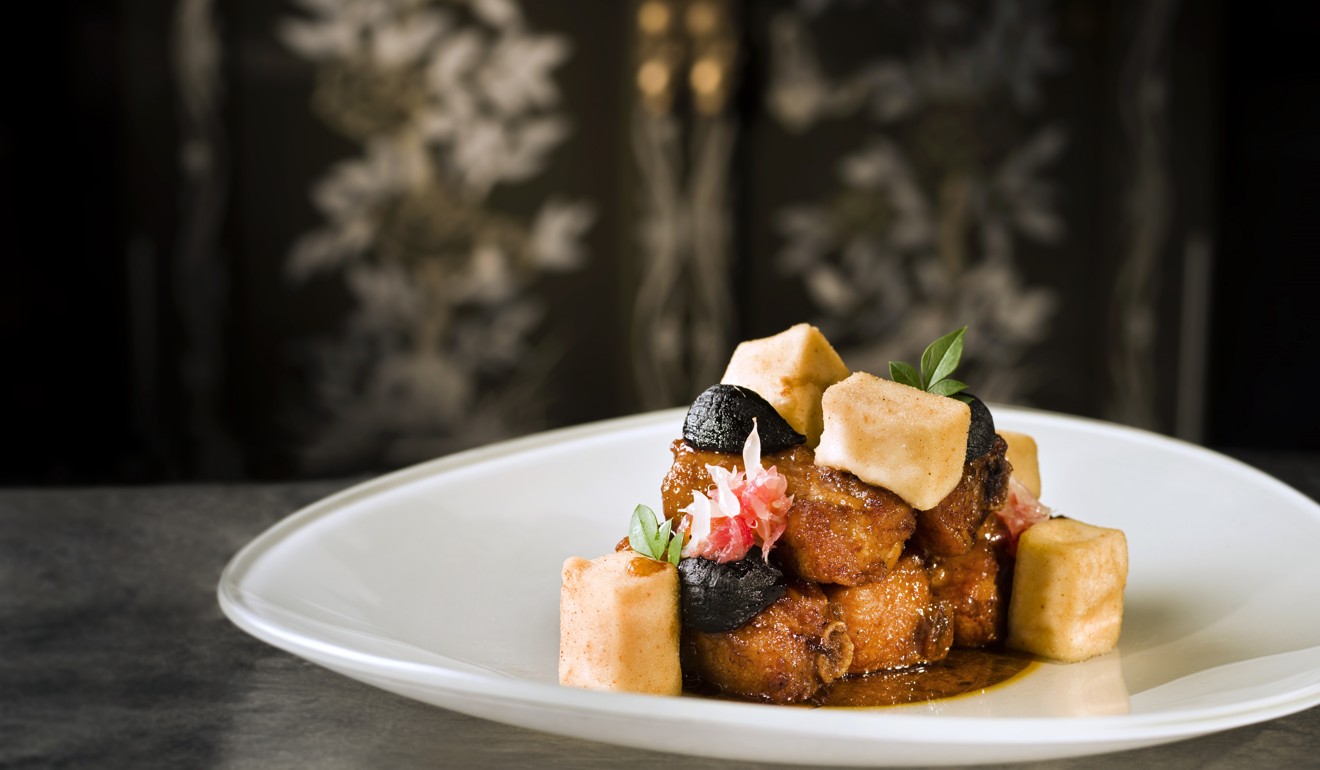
[225,0,630,477]
[757,0,1068,404]
[5,0,1250,483]
[277,0,598,468]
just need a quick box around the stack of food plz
[559,325,1128,704]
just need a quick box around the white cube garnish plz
[1007,518,1128,662]
[814,372,970,511]
[721,323,850,446]
[559,551,681,695]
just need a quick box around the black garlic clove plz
[965,394,996,462]
[678,549,787,633]
[683,385,805,454]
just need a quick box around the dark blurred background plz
[1,0,1316,486]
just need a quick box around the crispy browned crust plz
[825,553,954,673]
[912,435,1011,557]
[661,440,916,586]
[681,581,853,704]
[660,439,723,524]
[776,502,908,587]
[929,513,1013,647]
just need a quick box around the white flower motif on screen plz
[471,0,520,28]
[768,0,1066,404]
[288,140,412,280]
[371,10,450,69]
[344,263,424,334]
[478,35,569,115]
[531,198,596,270]
[453,242,516,305]
[279,0,596,471]
[991,126,1066,244]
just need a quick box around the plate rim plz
[218,406,1320,750]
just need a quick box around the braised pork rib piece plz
[825,553,954,673]
[930,513,1014,647]
[912,435,1012,557]
[681,580,853,703]
[662,440,916,586]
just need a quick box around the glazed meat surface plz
[682,580,853,704]
[912,435,1012,557]
[777,468,915,586]
[929,513,1013,647]
[825,553,953,673]
[662,440,915,586]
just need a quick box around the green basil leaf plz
[667,532,683,565]
[629,505,656,558]
[889,360,920,388]
[655,517,673,553]
[918,344,934,389]
[891,326,975,400]
[923,326,967,387]
[636,503,658,540]
[928,378,969,397]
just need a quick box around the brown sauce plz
[682,648,1032,707]
[817,648,1033,708]
[627,556,668,577]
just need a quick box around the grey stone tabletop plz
[4,450,1319,770]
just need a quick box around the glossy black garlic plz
[965,393,996,462]
[678,548,787,633]
[683,385,805,454]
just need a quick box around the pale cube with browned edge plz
[721,323,850,446]
[1007,518,1128,662]
[999,430,1041,498]
[559,551,681,695]
[814,373,971,511]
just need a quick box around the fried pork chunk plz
[929,513,1013,647]
[681,581,853,704]
[825,553,953,674]
[661,440,916,586]
[912,435,1012,557]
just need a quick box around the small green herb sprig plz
[628,504,683,565]
[889,326,973,402]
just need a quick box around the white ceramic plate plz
[219,407,1320,766]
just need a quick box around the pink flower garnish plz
[996,477,1051,556]
[681,420,793,563]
